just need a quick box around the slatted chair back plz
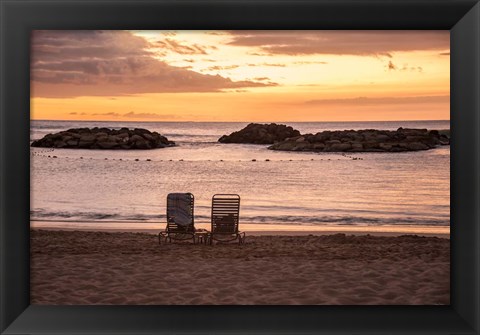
[166,193,195,233]
[211,194,240,234]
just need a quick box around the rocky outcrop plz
[268,128,450,153]
[31,127,175,150]
[218,123,300,144]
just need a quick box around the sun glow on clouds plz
[31,30,450,122]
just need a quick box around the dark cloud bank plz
[31,30,273,98]
[226,30,449,57]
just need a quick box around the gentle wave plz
[30,210,450,226]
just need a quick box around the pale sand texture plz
[31,229,450,305]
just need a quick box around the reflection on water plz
[30,120,450,229]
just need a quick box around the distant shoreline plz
[31,119,451,124]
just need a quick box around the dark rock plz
[31,127,175,150]
[350,142,363,151]
[312,143,325,151]
[269,128,450,153]
[97,141,119,149]
[438,129,450,138]
[325,139,341,145]
[273,141,297,151]
[218,123,300,144]
[328,143,352,152]
[54,140,67,148]
[439,135,450,145]
[406,142,429,151]
[133,128,152,136]
[134,139,150,149]
[130,134,144,143]
[80,134,96,142]
[363,148,385,152]
[378,143,392,151]
[389,146,408,152]
[292,142,310,151]
[143,133,154,141]
[67,128,91,134]
[78,140,95,148]
[376,134,390,142]
[66,139,79,147]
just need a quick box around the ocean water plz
[30,120,450,229]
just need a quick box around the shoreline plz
[30,220,450,238]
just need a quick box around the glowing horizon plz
[31,30,450,122]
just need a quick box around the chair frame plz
[158,193,196,244]
[208,194,245,245]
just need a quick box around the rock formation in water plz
[218,123,301,144]
[31,127,175,150]
[268,128,450,153]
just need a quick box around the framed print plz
[1,0,479,334]
[28,29,453,307]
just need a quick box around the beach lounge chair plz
[208,194,245,245]
[158,193,196,244]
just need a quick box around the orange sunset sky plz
[31,30,450,122]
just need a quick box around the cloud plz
[91,112,122,117]
[207,65,240,71]
[402,65,423,73]
[247,63,286,67]
[439,52,450,56]
[293,61,328,65]
[247,52,272,56]
[386,61,423,73]
[253,77,270,81]
[31,30,272,98]
[305,95,449,106]
[226,31,449,56]
[205,31,229,36]
[123,111,180,119]
[162,31,177,37]
[89,111,180,119]
[156,38,208,55]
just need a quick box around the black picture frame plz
[1,0,479,334]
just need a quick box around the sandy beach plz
[31,229,450,305]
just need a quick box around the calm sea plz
[30,120,450,229]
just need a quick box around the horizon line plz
[30,119,451,123]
